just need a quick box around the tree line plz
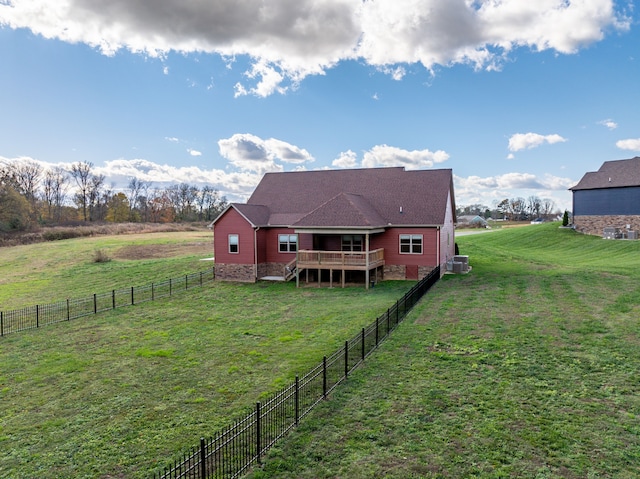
[457,196,562,221]
[0,159,228,231]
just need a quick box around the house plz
[570,156,640,236]
[211,167,456,287]
[457,215,488,228]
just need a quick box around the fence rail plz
[0,268,215,337]
[153,266,440,479]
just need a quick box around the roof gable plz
[246,167,454,227]
[571,157,640,191]
[293,193,387,228]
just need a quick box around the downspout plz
[253,227,258,281]
[436,226,441,274]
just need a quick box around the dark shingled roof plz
[235,167,454,228]
[293,193,387,228]
[570,157,640,191]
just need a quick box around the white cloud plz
[332,150,358,168]
[508,132,567,152]
[217,133,314,176]
[0,0,629,96]
[616,138,640,151]
[454,172,575,212]
[362,144,449,169]
[598,118,618,130]
[188,149,202,156]
[164,137,179,143]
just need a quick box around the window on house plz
[400,234,422,254]
[341,235,363,252]
[228,234,239,254]
[279,234,297,252]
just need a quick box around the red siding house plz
[212,167,457,287]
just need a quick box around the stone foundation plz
[215,263,256,282]
[384,264,406,280]
[573,215,640,237]
[257,262,288,278]
[418,265,438,278]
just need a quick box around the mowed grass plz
[0,233,415,479]
[0,231,215,310]
[245,224,640,479]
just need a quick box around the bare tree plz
[126,177,150,221]
[70,161,93,221]
[526,195,542,219]
[541,198,555,218]
[42,167,69,222]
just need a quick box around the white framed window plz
[400,234,422,254]
[228,234,239,254]
[279,234,297,252]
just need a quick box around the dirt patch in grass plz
[114,242,212,260]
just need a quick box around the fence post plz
[169,278,172,296]
[361,328,365,361]
[93,294,97,314]
[67,299,70,321]
[344,341,349,378]
[36,304,39,328]
[295,375,299,426]
[112,290,116,309]
[375,316,379,346]
[185,274,188,290]
[1,311,3,337]
[200,271,203,286]
[200,437,206,478]
[152,282,154,301]
[323,356,327,399]
[256,402,262,464]
[131,286,134,306]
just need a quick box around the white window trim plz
[399,234,423,254]
[278,234,298,253]
[228,234,239,254]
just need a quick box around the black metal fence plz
[0,267,215,336]
[153,265,441,479]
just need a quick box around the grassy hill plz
[245,223,640,479]
[0,232,416,479]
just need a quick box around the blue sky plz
[1,0,639,212]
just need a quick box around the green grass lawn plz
[245,224,640,479]
[0,231,215,310]
[0,246,414,479]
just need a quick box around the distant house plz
[457,215,488,228]
[570,156,640,236]
[211,167,457,287]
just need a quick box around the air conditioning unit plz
[454,255,469,270]
[452,261,465,274]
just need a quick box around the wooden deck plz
[296,248,384,270]
[292,249,384,288]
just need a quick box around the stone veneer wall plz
[418,265,438,278]
[215,263,256,282]
[573,215,640,236]
[384,264,406,280]
[257,262,287,278]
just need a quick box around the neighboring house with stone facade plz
[211,167,456,287]
[570,156,640,236]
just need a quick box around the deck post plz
[365,234,370,289]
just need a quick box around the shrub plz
[93,249,111,263]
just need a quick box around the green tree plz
[106,192,131,222]
[0,184,31,231]
[562,210,569,227]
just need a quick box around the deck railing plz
[296,248,384,268]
